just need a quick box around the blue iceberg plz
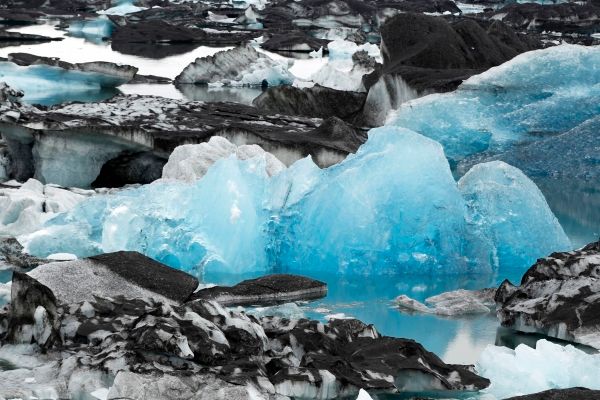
[23,128,571,276]
[0,59,135,105]
[388,45,600,164]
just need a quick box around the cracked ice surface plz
[22,128,570,276]
[388,45,600,164]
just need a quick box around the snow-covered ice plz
[175,45,294,87]
[477,340,600,399]
[161,136,286,183]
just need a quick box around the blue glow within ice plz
[388,45,600,164]
[0,62,127,105]
[67,16,115,39]
[24,128,571,276]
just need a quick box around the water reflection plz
[206,269,510,365]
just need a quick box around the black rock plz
[377,13,540,93]
[0,29,62,48]
[487,2,600,36]
[1,276,490,398]
[3,271,60,348]
[253,84,366,121]
[190,274,327,306]
[504,387,600,400]
[261,31,328,53]
[110,19,260,58]
[129,74,172,84]
[495,240,600,349]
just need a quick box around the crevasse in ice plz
[22,128,571,276]
[388,45,600,163]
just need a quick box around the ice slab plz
[388,45,600,164]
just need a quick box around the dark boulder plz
[377,13,540,93]
[487,2,600,36]
[0,237,47,270]
[190,274,327,306]
[3,271,60,348]
[261,31,328,53]
[253,84,366,121]
[28,251,199,305]
[495,240,600,349]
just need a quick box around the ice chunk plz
[0,179,90,237]
[388,45,600,163]
[356,389,374,400]
[24,156,273,273]
[477,340,600,399]
[458,161,571,270]
[327,39,380,61]
[67,16,115,38]
[161,136,285,182]
[270,127,480,275]
[310,61,371,92]
[23,128,569,275]
[98,0,147,16]
[0,59,132,105]
[395,288,495,316]
[175,45,294,87]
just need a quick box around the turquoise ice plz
[23,128,571,276]
[388,45,600,164]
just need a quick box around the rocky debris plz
[110,19,260,58]
[0,82,24,103]
[260,0,461,39]
[0,237,46,270]
[0,94,365,187]
[261,31,328,53]
[486,2,600,37]
[129,74,172,84]
[92,151,166,188]
[28,251,200,305]
[395,288,496,316]
[495,240,600,349]
[253,84,366,121]
[0,30,62,47]
[175,44,294,86]
[0,272,490,398]
[6,52,138,86]
[504,388,600,400]
[191,274,327,306]
[376,13,541,93]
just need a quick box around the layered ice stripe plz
[23,128,570,275]
[388,45,600,163]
